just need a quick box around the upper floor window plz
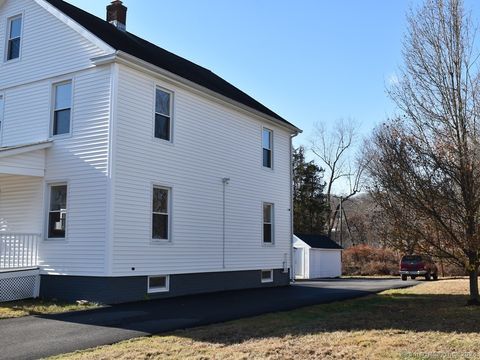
[52,81,72,136]
[152,186,171,240]
[48,184,68,239]
[6,15,22,61]
[262,128,273,168]
[155,88,172,141]
[263,203,274,244]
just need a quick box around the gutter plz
[91,51,303,135]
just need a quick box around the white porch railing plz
[0,233,40,270]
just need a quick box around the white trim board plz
[0,165,44,177]
[0,141,52,158]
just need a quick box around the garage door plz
[309,249,341,278]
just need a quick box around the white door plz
[0,94,3,146]
[294,248,304,278]
[310,249,342,278]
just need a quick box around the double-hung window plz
[48,184,68,239]
[6,15,22,61]
[155,88,172,141]
[263,203,274,244]
[152,186,170,240]
[52,81,72,136]
[262,128,273,168]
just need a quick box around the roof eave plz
[91,51,302,134]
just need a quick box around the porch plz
[0,141,50,269]
[0,142,50,301]
[0,233,40,270]
[0,233,40,302]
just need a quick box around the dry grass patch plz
[50,279,480,360]
[0,299,99,319]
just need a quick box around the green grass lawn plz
[0,299,99,319]
[48,279,480,360]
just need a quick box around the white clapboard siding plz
[0,0,110,90]
[0,149,46,175]
[111,65,292,276]
[0,174,43,233]
[40,66,112,276]
[1,82,50,146]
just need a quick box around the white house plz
[293,234,342,279]
[0,0,301,303]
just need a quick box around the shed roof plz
[44,0,299,131]
[295,234,343,250]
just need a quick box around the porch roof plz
[0,141,52,177]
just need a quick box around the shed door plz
[294,248,304,278]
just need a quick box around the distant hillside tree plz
[293,147,328,234]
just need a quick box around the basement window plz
[261,269,273,283]
[148,275,170,293]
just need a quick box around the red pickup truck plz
[400,255,438,281]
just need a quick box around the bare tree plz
[311,119,365,237]
[367,0,480,304]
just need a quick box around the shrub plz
[342,245,468,277]
[342,244,399,276]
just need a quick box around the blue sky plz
[68,0,480,149]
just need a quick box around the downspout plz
[290,132,299,282]
[222,177,230,269]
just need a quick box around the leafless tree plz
[311,119,365,237]
[367,0,480,304]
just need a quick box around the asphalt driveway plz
[0,278,416,360]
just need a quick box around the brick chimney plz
[107,0,127,31]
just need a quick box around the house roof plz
[43,0,299,131]
[295,234,343,250]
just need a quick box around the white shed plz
[293,234,343,279]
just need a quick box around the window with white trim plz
[263,203,274,244]
[52,81,72,136]
[262,128,273,168]
[261,270,273,283]
[6,15,22,61]
[47,184,68,239]
[154,87,172,141]
[152,186,170,240]
[148,275,170,293]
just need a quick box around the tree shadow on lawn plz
[171,292,479,346]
